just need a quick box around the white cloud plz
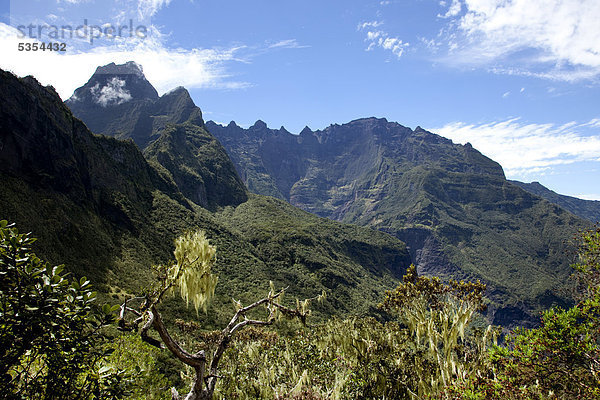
[357,21,383,30]
[137,0,172,19]
[91,77,132,106]
[434,0,600,81]
[379,36,409,57]
[432,118,600,178]
[358,23,409,58]
[439,0,462,18]
[582,118,600,128]
[267,39,309,49]
[575,194,600,201]
[0,23,250,98]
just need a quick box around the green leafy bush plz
[0,220,126,399]
[443,227,600,399]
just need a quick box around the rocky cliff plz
[206,118,590,326]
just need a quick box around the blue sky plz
[1,0,599,200]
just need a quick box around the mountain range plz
[1,61,595,327]
[204,118,592,326]
[0,65,410,328]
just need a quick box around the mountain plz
[66,62,203,149]
[206,118,591,326]
[67,62,245,211]
[511,180,600,223]
[0,67,411,327]
[59,61,589,326]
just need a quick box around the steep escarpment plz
[207,118,590,326]
[67,62,247,210]
[67,62,203,148]
[143,123,248,210]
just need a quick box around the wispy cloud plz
[433,0,600,82]
[267,39,309,49]
[438,0,461,18]
[137,0,173,19]
[357,21,383,30]
[576,194,600,201]
[432,118,600,179]
[358,22,409,58]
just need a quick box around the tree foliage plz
[444,227,600,399]
[119,229,323,400]
[5,219,598,400]
[0,220,125,399]
[164,230,218,314]
[380,265,493,398]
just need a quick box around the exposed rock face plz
[207,118,505,211]
[206,118,590,327]
[0,69,166,205]
[71,61,159,104]
[0,68,177,281]
[67,62,202,149]
[66,62,246,210]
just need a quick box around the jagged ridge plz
[206,118,590,326]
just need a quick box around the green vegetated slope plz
[0,68,411,327]
[216,194,410,316]
[206,118,590,326]
[511,180,600,224]
[62,61,589,326]
[143,123,248,210]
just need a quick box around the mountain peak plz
[94,61,145,77]
[251,120,268,130]
[349,117,388,125]
[67,61,158,107]
[164,86,187,95]
[300,126,313,136]
[66,62,206,148]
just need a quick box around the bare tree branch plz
[119,281,313,400]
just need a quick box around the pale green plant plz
[119,230,322,400]
[170,230,218,313]
[404,295,495,397]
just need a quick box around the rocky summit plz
[66,62,202,149]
